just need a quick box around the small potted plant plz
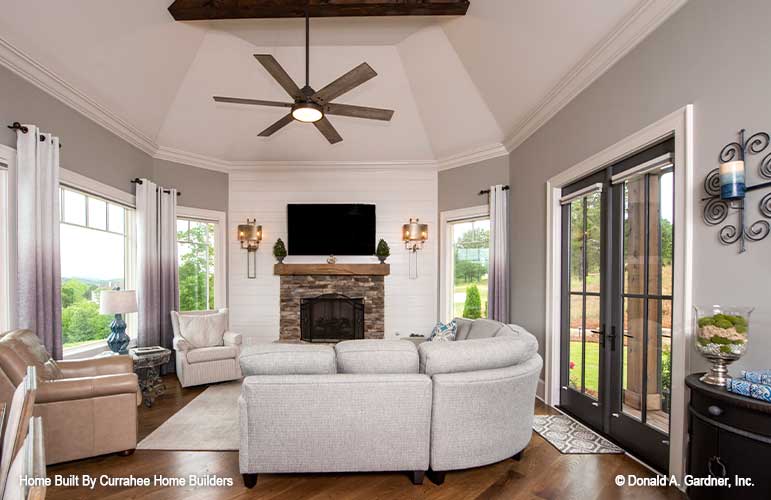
[273,238,287,264]
[376,239,390,264]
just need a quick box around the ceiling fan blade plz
[213,96,293,108]
[314,117,343,144]
[312,63,377,104]
[253,54,303,100]
[324,103,394,121]
[258,113,294,137]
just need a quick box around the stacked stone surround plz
[279,275,385,342]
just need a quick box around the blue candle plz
[720,160,746,200]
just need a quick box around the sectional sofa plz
[237,318,542,487]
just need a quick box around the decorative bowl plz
[694,305,753,386]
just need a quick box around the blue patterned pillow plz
[429,320,457,342]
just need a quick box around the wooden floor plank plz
[46,375,685,500]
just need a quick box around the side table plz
[129,347,171,407]
[401,336,427,347]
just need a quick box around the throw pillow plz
[429,320,457,342]
[177,311,228,348]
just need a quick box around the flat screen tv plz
[287,204,376,256]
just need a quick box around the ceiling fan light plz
[292,102,323,123]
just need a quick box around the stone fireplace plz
[275,264,389,342]
[300,293,364,342]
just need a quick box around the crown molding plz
[153,146,233,172]
[502,0,688,153]
[435,143,508,171]
[0,35,158,156]
[157,145,437,171]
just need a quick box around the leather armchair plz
[0,330,140,464]
[170,309,242,387]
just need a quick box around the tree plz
[61,300,112,345]
[62,279,90,308]
[455,259,486,283]
[463,284,482,319]
[661,219,673,266]
[456,227,489,249]
[178,223,215,311]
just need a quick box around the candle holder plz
[702,129,771,253]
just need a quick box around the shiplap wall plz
[228,166,438,344]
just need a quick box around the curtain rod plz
[7,122,63,148]
[478,185,510,195]
[131,178,181,196]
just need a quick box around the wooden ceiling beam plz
[168,1,470,21]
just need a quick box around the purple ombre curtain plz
[12,125,63,358]
[136,179,179,373]
[488,184,510,323]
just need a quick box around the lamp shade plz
[99,290,138,315]
[402,218,428,242]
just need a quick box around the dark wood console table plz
[686,374,771,499]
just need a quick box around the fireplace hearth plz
[301,293,364,343]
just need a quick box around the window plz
[0,164,9,332]
[59,187,135,349]
[449,217,490,319]
[177,218,217,311]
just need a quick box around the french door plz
[559,139,675,472]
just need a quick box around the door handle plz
[591,325,605,348]
[608,325,617,351]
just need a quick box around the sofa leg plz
[242,474,258,488]
[117,449,135,457]
[512,450,524,461]
[427,469,445,485]
[410,470,425,485]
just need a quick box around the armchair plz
[170,309,242,387]
[0,330,140,464]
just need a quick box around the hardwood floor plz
[47,376,686,499]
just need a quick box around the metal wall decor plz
[703,129,771,253]
[238,219,262,278]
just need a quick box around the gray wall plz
[508,0,771,373]
[0,64,228,212]
[438,155,509,212]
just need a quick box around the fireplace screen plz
[300,293,364,342]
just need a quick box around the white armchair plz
[170,309,243,388]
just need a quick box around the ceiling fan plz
[212,9,394,144]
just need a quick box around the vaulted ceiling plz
[0,1,681,169]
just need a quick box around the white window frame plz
[0,144,16,333]
[439,205,489,322]
[176,206,227,311]
[59,168,138,359]
[544,106,693,481]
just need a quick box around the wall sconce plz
[402,218,428,279]
[238,218,262,278]
[703,129,771,253]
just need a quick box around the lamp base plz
[107,314,130,355]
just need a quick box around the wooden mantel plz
[274,263,390,276]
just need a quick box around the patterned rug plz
[533,414,624,454]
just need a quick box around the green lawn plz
[453,279,488,317]
[569,340,629,398]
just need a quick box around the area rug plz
[137,381,241,451]
[533,414,623,454]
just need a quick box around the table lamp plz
[100,289,138,354]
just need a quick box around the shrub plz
[376,239,390,258]
[273,238,287,259]
[463,284,482,319]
